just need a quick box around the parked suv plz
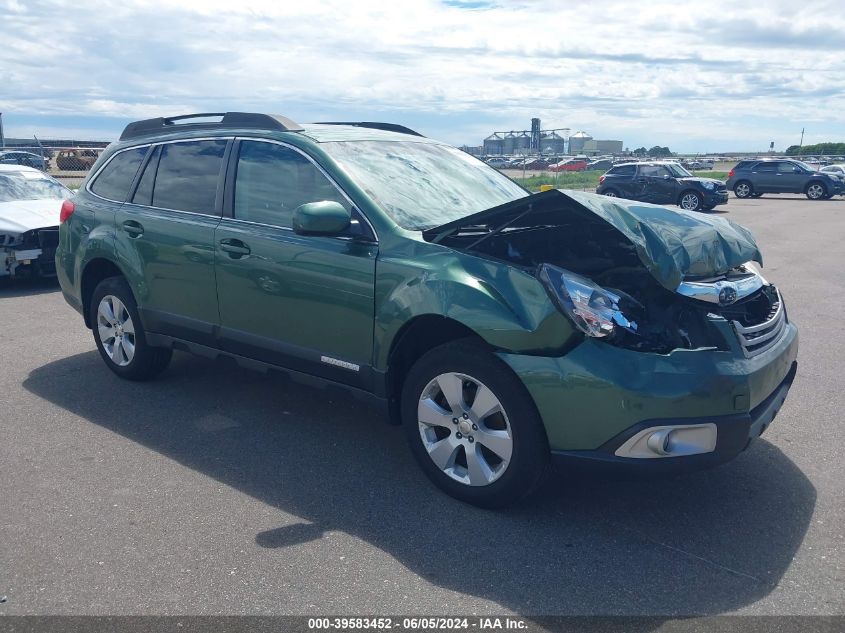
[726,159,843,200]
[57,112,798,507]
[596,161,728,211]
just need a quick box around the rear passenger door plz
[115,138,229,345]
[751,162,778,192]
[213,139,377,389]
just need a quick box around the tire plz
[401,341,550,508]
[89,276,172,381]
[602,189,619,198]
[679,190,703,211]
[734,181,753,198]
[805,182,827,200]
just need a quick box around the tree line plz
[783,142,845,156]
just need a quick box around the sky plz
[1,0,844,153]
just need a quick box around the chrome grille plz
[732,291,787,357]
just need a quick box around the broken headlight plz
[538,263,638,338]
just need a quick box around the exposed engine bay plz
[429,195,781,355]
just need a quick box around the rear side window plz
[233,140,350,228]
[149,140,227,214]
[608,165,635,176]
[756,162,777,172]
[90,147,147,201]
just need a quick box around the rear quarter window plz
[608,165,635,176]
[90,147,147,201]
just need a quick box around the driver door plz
[639,165,676,203]
[214,139,378,389]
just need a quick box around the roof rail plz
[315,122,425,138]
[119,112,304,141]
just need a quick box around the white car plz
[0,164,72,278]
[820,164,845,180]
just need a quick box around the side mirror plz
[663,174,672,180]
[292,201,351,236]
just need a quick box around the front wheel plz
[401,342,549,508]
[806,182,827,200]
[679,191,703,211]
[90,276,172,381]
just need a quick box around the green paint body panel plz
[57,122,800,456]
[499,321,798,450]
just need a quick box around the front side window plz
[90,147,147,201]
[150,140,227,213]
[233,140,350,229]
[639,165,670,178]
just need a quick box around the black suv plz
[596,161,728,211]
[726,159,843,200]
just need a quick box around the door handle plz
[219,238,251,257]
[122,220,144,237]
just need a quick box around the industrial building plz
[481,119,622,156]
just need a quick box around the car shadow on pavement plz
[24,350,815,618]
[0,277,60,298]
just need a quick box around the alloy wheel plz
[417,372,513,487]
[680,193,701,211]
[96,294,136,366]
[603,190,618,197]
[807,183,825,200]
[735,183,751,198]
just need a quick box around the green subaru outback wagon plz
[57,112,798,507]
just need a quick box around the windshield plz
[0,172,70,203]
[666,163,693,178]
[324,140,528,230]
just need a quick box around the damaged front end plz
[1,227,60,278]
[424,189,785,356]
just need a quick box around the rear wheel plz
[602,189,619,198]
[90,276,172,381]
[401,342,549,508]
[679,191,703,211]
[806,182,827,200]
[734,181,753,198]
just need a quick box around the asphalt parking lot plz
[0,194,843,618]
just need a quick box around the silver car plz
[0,164,72,278]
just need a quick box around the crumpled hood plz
[425,189,762,291]
[0,199,63,234]
[679,177,724,186]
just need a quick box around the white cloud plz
[1,0,844,150]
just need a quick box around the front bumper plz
[704,190,729,206]
[498,319,798,463]
[551,360,796,473]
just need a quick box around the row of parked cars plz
[595,158,845,211]
[0,149,101,171]
[485,156,613,172]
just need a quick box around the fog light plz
[614,423,717,459]
[646,429,673,455]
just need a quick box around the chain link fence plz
[0,145,103,189]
